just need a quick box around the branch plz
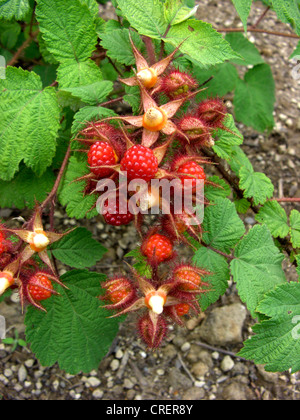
[252,6,271,28]
[272,198,300,203]
[40,144,72,213]
[218,26,300,39]
[8,30,39,67]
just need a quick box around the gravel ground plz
[0,0,300,401]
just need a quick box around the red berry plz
[28,274,53,302]
[174,268,202,291]
[102,196,134,227]
[143,234,173,264]
[120,145,158,182]
[88,141,118,177]
[0,232,8,255]
[175,303,190,317]
[108,282,132,304]
[177,161,206,189]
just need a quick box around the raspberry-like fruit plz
[88,141,118,177]
[102,195,134,227]
[121,145,158,182]
[174,268,202,291]
[197,98,227,128]
[177,161,206,189]
[27,274,53,302]
[175,303,191,317]
[142,234,173,264]
[108,282,133,304]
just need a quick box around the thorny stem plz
[272,198,300,203]
[142,36,157,66]
[218,27,300,39]
[201,242,234,261]
[98,96,125,108]
[40,144,72,215]
[8,30,39,66]
[252,6,271,28]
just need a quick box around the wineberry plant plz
[0,0,299,375]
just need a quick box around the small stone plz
[181,342,191,352]
[115,349,124,359]
[24,359,35,368]
[92,389,104,399]
[110,359,120,371]
[156,369,165,376]
[191,362,210,379]
[4,368,13,378]
[212,352,219,360]
[123,378,135,389]
[14,384,23,392]
[87,377,101,388]
[221,356,235,373]
[18,365,27,383]
[24,381,32,388]
[52,379,60,391]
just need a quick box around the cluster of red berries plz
[100,262,210,348]
[70,36,231,347]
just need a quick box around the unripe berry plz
[197,98,227,128]
[142,108,168,132]
[159,70,198,100]
[177,115,211,143]
[101,277,136,310]
[173,266,202,290]
[138,312,168,348]
[137,68,158,89]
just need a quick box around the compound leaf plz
[36,0,98,62]
[255,201,290,238]
[50,227,107,269]
[202,197,246,253]
[0,0,30,20]
[239,282,300,373]
[231,224,286,317]
[25,270,121,374]
[290,210,300,249]
[193,247,230,311]
[0,67,60,180]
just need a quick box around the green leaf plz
[71,106,117,136]
[0,67,60,181]
[239,282,300,373]
[230,224,286,317]
[117,0,168,38]
[234,198,251,214]
[193,247,230,311]
[125,249,152,279]
[290,210,300,248]
[255,201,290,238]
[36,0,98,62]
[50,227,107,269]
[271,0,300,35]
[225,33,265,65]
[231,0,253,31]
[234,64,275,132]
[57,59,103,89]
[202,197,246,253]
[123,85,142,115]
[204,176,231,202]
[296,255,300,279]
[0,0,30,20]
[0,21,21,50]
[193,62,239,98]
[100,29,144,66]
[165,19,240,68]
[0,165,55,209]
[164,0,199,26]
[290,41,300,59]
[58,155,98,219]
[61,81,113,106]
[239,166,274,206]
[212,114,244,161]
[25,270,121,374]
